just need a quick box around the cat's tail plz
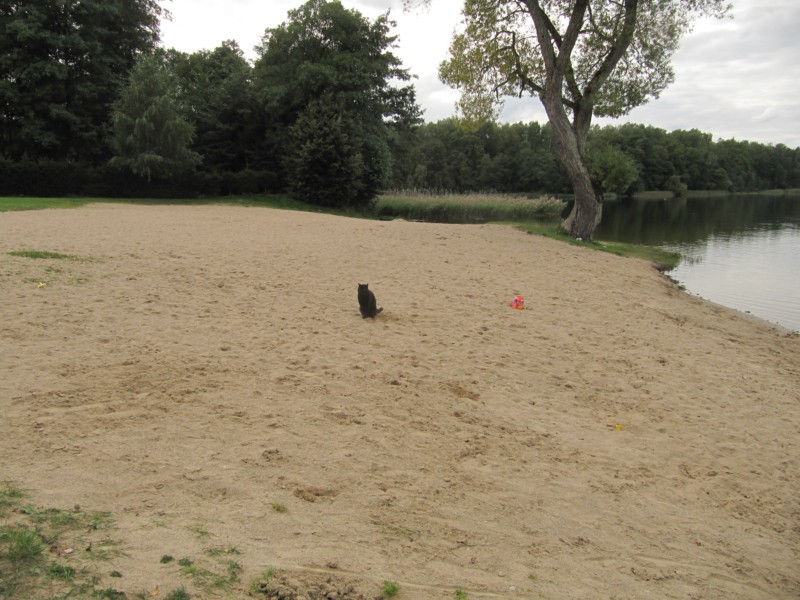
[376,307,384,316]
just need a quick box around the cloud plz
[600,0,800,146]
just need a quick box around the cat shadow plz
[358,310,400,322]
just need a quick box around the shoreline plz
[659,269,798,335]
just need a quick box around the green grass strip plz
[511,221,681,270]
[8,250,77,260]
[0,197,88,212]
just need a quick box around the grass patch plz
[0,483,25,513]
[8,250,78,260]
[206,545,240,558]
[271,502,288,514]
[0,197,88,212]
[455,589,469,599]
[511,222,681,270]
[6,249,101,289]
[376,191,566,223]
[1,525,45,563]
[0,482,122,599]
[44,561,77,581]
[0,193,368,217]
[170,546,243,594]
[174,553,241,592]
[0,482,225,600]
[94,588,128,599]
[163,587,191,600]
[381,580,400,598]
[593,239,681,269]
[185,524,213,540]
[249,566,276,594]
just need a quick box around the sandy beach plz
[1,203,798,599]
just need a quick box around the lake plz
[594,193,800,332]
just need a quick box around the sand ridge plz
[1,203,798,598]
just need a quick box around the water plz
[594,194,800,332]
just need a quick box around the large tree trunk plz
[558,146,602,241]
[542,94,602,240]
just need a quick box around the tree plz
[714,139,753,191]
[0,0,162,163]
[665,129,715,190]
[435,0,730,239]
[253,0,421,207]
[166,42,258,171]
[111,54,200,181]
[285,97,373,207]
[586,139,638,195]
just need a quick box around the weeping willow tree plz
[111,54,201,182]
[427,0,730,239]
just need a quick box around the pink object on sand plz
[509,295,526,310]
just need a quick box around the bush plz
[85,165,200,198]
[0,158,282,199]
[0,160,91,196]
[376,192,566,223]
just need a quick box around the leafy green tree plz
[435,0,730,239]
[713,139,754,191]
[0,0,162,162]
[166,42,258,171]
[586,140,639,195]
[386,119,570,193]
[111,54,201,181]
[594,124,674,191]
[710,167,732,191]
[253,0,420,207]
[665,129,715,190]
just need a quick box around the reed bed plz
[375,190,566,223]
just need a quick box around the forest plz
[2,0,799,204]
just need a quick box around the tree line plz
[2,0,798,204]
[1,0,419,204]
[389,120,800,195]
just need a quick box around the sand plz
[1,203,798,599]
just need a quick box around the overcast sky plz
[159,0,800,148]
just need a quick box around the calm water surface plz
[594,194,800,332]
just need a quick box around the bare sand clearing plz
[1,203,798,599]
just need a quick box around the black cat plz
[357,283,383,318]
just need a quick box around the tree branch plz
[522,0,585,112]
[584,0,638,99]
[498,30,552,102]
[556,0,589,77]
[521,0,558,75]
[538,6,581,102]
[539,10,563,49]
[585,3,614,44]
